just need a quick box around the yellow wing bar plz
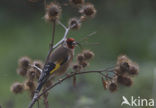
[50,62,61,74]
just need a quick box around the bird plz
[35,38,77,93]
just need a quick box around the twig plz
[28,67,114,108]
[45,21,56,65]
[57,20,67,30]
[29,64,42,73]
[53,27,70,49]
[53,21,77,49]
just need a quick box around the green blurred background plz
[0,0,156,108]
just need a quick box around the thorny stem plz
[28,67,115,108]
[45,21,56,65]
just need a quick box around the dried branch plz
[28,67,114,108]
[45,21,56,65]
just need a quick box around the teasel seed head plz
[18,56,31,69]
[83,50,95,60]
[77,53,84,63]
[24,80,36,91]
[68,18,81,30]
[27,68,36,80]
[33,60,43,69]
[128,64,139,76]
[117,76,133,87]
[80,3,96,18]
[16,68,27,77]
[72,64,82,72]
[10,82,24,94]
[109,83,118,92]
[80,61,89,68]
[45,2,62,22]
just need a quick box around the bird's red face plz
[66,38,76,49]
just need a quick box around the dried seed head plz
[18,56,31,69]
[80,61,89,68]
[72,64,81,72]
[128,64,139,76]
[27,68,36,80]
[80,15,87,22]
[16,68,27,77]
[117,55,131,65]
[83,50,95,60]
[80,3,96,18]
[69,0,84,5]
[35,69,41,80]
[45,2,61,22]
[33,60,43,69]
[109,83,118,92]
[77,53,84,62]
[24,80,35,91]
[116,55,139,76]
[10,82,24,94]
[117,76,133,87]
[115,62,130,75]
[68,18,81,30]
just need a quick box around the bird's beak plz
[74,41,82,49]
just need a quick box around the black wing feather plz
[36,62,56,91]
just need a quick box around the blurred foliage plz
[0,0,156,108]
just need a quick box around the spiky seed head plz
[16,68,27,77]
[68,18,81,30]
[69,0,84,5]
[35,70,41,80]
[80,3,96,18]
[117,76,133,87]
[10,82,24,94]
[80,15,87,22]
[18,56,31,69]
[77,53,84,62]
[109,83,118,92]
[83,50,95,60]
[128,64,139,76]
[45,2,61,22]
[80,61,89,68]
[33,60,43,69]
[117,55,131,65]
[27,68,36,80]
[24,80,35,91]
[116,62,130,75]
[72,64,81,72]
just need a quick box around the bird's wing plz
[36,57,70,92]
